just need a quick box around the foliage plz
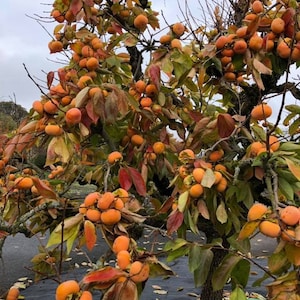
[0,101,28,124]
[1,0,300,299]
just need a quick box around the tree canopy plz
[1,0,300,299]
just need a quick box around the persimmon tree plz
[1,0,300,299]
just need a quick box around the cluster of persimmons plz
[2,0,300,299]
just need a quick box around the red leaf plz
[31,177,57,199]
[167,210,184,235]
[217,113,235,138]
[159,197,175,214]
[83,0,94,6]
[102,278,138,300]
[82,266,125,285]
[70,0,83,15]
[111,22,123,35]
[85,100,100,124]
[47,71,54,89]
[118,168,132,191]
[282,8,295,38]
[127,167,147,196]
[0,231,9,238]
[57,68,66,88]
[147,64,161,90]
[3,135,18,162]
[84,220,97,251]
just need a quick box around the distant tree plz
[0,112,17,133]
[0,101,28,124]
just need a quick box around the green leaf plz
[251,124,266,141]
[285,104,300,114]
[279,142,300,153]
[148,260,175,277]
[216,201,228,224]
[227,234,251,254]
[285,243,300,266]
[178,190,189,212]
[188,243,202,272]
[289,117,300,135]
[46,214,83,251]
[189,246,213,287]
[229,286,247,300]
[268,249,290,274]
[231,259,250,288]
[212,253,242,291]
[184,77,198,92]
[166,245,189,262]
[278,177,294,201]
[164,238,188,252]
[187,209,199,234]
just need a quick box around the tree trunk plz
[200,246,228,300]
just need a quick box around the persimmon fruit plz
[259,220,281,238]
[251,103,272,120]
[280,206,300,226]
[65,108,82,125]
[172,22,185,37]
[97,192,115,210]
[112,235,130,254]
[101,208,121,225]
[133,14,148,31]
[271,18,285,34]
[84,192,101,207]
[247,203,268,221]
[117,250,131,270]
[86,208,102,222]
[129,261,150,283]
[45,124,63,136]
[55,280,80,300]
[6,286,19,300]
[107,151,123,164]
[189,183,204,198]
[152,142,165,154]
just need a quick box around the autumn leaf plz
[82,266,125,285]
[285,157,300,180]
[102,277,138,300]
[70,0,83,15]
[177,190,189,212]
[58,68,67,89]
[147,64,161,90]
[217,113,235,138]
[159,197,175,214]
[84,220,97,251]
[167,209,184,235]
[31,177,57,199]
[197,200,210,219]
[47,71,54,89]
[282,7,295,38]
[285,243,300,266]
[0,231,9,238]
[118,167,132,191]
[216,201,228,224]
[127,167,147,196]
[237,221,260,240]
[253,58,272,75]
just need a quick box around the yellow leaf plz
[285,157,300,180]
[237,221,260,240]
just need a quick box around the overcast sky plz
[0,1,195,111]
[1,1,298,123]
